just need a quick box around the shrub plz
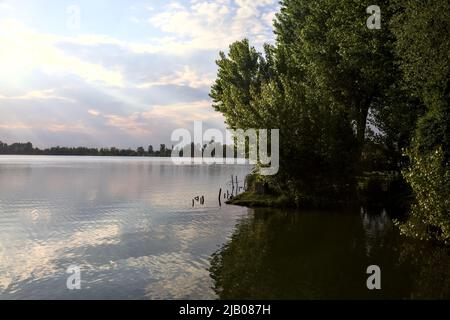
[398,147,450,243]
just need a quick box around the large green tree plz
[275,0,399,155]
[211,0,401,205]
[210,0,449,224]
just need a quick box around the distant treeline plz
[0,141,236,157]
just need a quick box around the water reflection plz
[210,208,450,299]
[1,156,449,299]
[0,156,251,299]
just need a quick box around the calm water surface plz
[0,156,449,299]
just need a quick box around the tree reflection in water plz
[209,208,450,299]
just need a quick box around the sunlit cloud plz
[87,100,223,137]
[0,20,124,87]
[148,0,278,51]
[0,89,74,102]
[88,109,101,117]
[137,66,214,89]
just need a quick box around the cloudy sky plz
[0,0,279,149]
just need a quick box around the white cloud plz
[88,109,101,116]
[148,0,279,51]
[0,20,124,87]
[0,2,13,11]
[89,100,223,136]
[137,66,214,89]
[0,89,74,102]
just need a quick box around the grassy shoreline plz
[226,172,412,211]
[226,192,292,208]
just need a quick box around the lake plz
[0,156,449,299]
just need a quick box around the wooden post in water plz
[218,188,222,206]
[231,175,234,196]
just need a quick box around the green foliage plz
[398,147,450,243]
[391,0,450,242]
[390,0,450,159]
[275,0,398,147]
[212,1,402,203]
[415,107,450,160]
[370,0,449,175]
[210,40,274,129]
[390,0,450,107]
[211,0,449,242]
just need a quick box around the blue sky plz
[0,0,279,148]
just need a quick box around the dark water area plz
[210,208,450,299]
[1,156,449,299]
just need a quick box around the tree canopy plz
[211,0,450,241]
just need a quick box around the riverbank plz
[227,172,412,212]
[226,192,292,208]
